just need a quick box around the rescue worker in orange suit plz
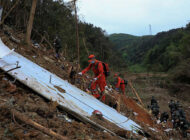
[78,55,106,102]
[114,73,125,94]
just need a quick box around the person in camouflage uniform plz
[169,100,176,115]
[150,96,160,119]
[160,112,169,123]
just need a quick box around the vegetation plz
[1,0,189,97]
[109,24,190,73]
[109,24,190,98]
[1,0,124,70]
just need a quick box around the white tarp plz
[0,39,141,132]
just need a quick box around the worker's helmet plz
[88,54,96,63]
[88,54,95,59]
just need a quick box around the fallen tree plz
[10,108,69,140]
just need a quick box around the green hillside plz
[109,24,190,96]
[109,33,153,67]
[109,24,190,72]
[109,33,140,50]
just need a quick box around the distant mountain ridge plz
[109,33,141,50]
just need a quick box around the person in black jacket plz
[53,35,62,58]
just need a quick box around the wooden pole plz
[128,81,145,107]
[11,109,68,140]
[116,94,121,113]
[26,0,37,45]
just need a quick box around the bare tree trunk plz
[0,0,19,25]
[74,0,80,70]
[26,0,37,45]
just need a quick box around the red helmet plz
[88,54,95,59]
[114,73,118,77]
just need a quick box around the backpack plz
[123,79,128,85]
[96,62,110,77]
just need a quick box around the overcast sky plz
[64,0,190,36]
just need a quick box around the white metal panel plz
[0,39,141,132]
[0,39,14,58]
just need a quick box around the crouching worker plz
[78,54,107,102]
[114,73,127,95]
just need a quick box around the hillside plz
[1,27,190,139]
[2,0,123,70]
[109,33,141,50]
[109,24,190,102]
[109,33,153,66]
[0,0,190,139]
[109,24,190,72]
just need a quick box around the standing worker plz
[78,54,107,102]
[53,35,61,59]
[114,73,126,95]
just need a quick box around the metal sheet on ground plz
[0,39,141,132]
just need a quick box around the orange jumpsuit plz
[115,76,125,94]
[82,60,106,101]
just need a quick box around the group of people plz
[149,97,189,137]
[78,54,127,102]
[169,100,189,137]
[53,36,126,103]
[54,39,189,136]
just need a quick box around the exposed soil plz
[0,26,189,139]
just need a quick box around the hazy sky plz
[64,0,190,36]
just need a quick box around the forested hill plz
[109,34,152,68]
[109,23,190,72]
[2,0,124,69]
[109,33,142,50]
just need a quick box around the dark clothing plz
[54,37,62,58]
[180,119,189,137]
[151,103,159,118]
[160,112,169,123]
[169,101,176,115]
[179,108,186,120]
[54,38,61,50]
[151,98,158,106]
[172,110,181,128]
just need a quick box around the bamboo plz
[128,81,144,107]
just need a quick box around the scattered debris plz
[0,25,189,139]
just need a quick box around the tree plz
[73,0,80,69]
[26,0,37,45]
